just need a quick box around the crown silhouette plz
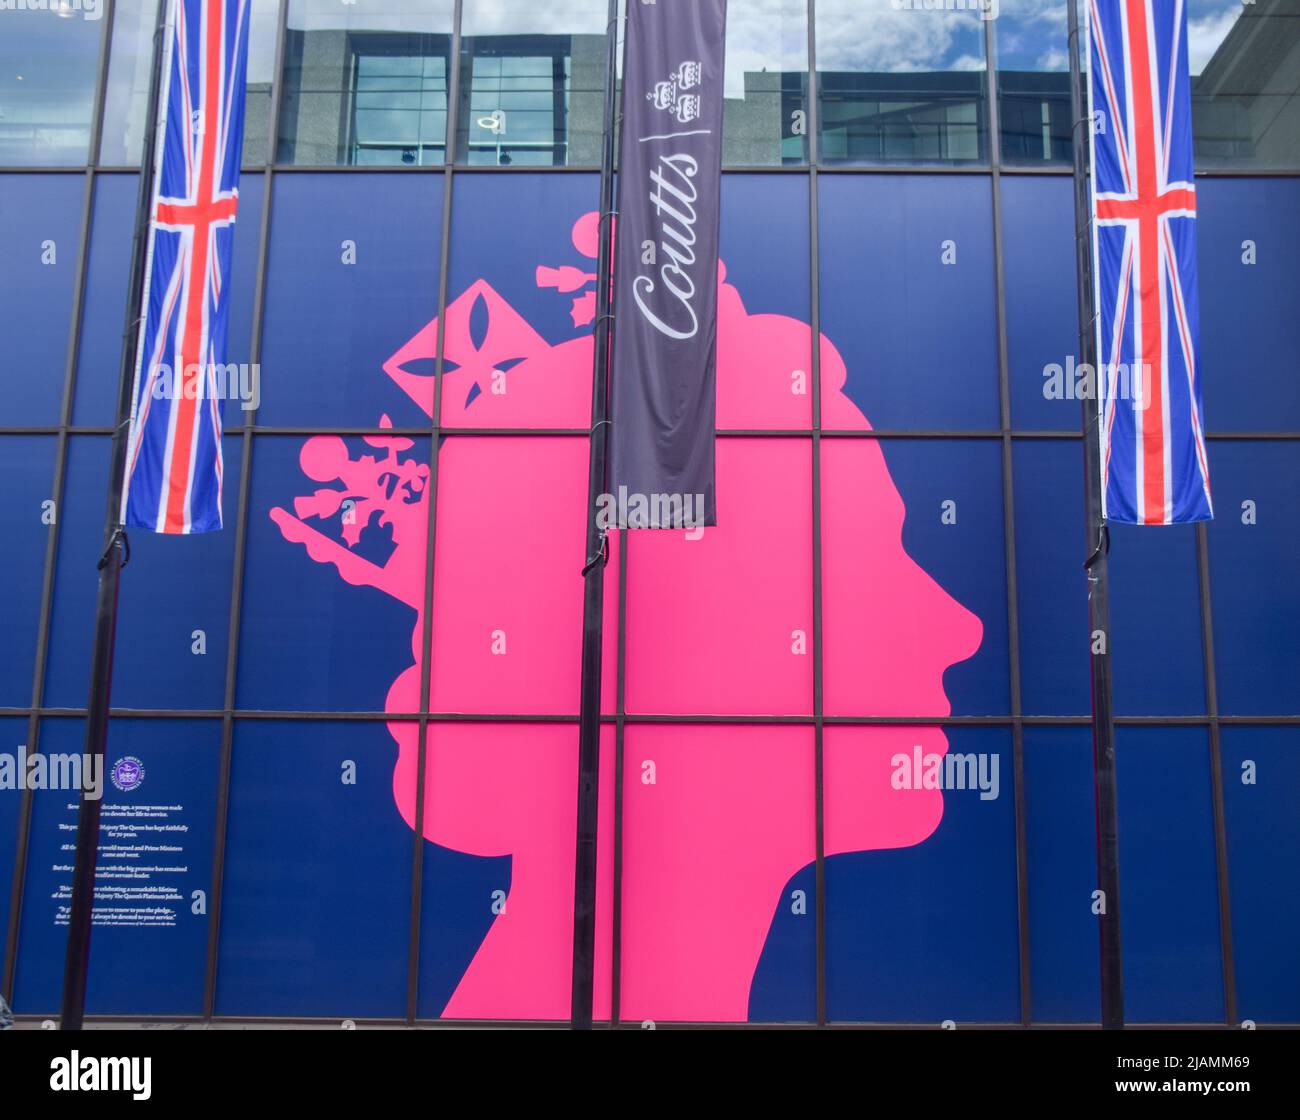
[382,281,551,417]
[270,415,429,609]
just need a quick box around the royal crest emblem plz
[647,60,704,123]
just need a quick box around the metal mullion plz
[23,1011,1299,1029]
[0,167,91,175]
[271,164,606,174]
[984,13,1033,1029]
[806,0,827,1030]
[0,427,115,436]
[1204,432,1300,440]
[820,429,1006,439]
[609,526,628,1027]
[815,164,992,175]
[89,0,121,164]
[1196,521,1238,1025]
[605,5,628,1027]
[202,0,290,1022]
[609,3,630,1008]
[405,0,463,1026]
[2,0,117,1005]
[17,707,1300,726]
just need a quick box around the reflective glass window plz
[99,0,279,166]
[1191,0,1300,170]
[0,5,104,166]
[996,0,1300,170]
[995,0,1071,165]
[456,0,607,166]
[815,0,989,164]
[723,0,809,165]
[278,0,454,166]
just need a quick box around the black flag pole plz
[59,0,171,1031]
[1067,0,1125,1029]
[571,0,623,1030]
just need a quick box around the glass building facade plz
[0,0,1297,1025]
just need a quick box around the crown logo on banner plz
[647,61,704,124]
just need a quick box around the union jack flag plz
[122,0,251,534]
[1088,0,1213,524]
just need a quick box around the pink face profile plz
[271,213,982,1023]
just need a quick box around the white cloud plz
[725,0,809,99]
[1187,7,1241,75]
[815,1,986,74]
[1034,47,1068,72]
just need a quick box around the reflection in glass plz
[99,0,160,166]
[0,9,103,166]
[242,0,282,164]
[815,0,988,164]
[1190,0,1300,170]
[995,0,1071,165]
[723,0,809,165]
[456,0,607,166]
[997,0,1300,170]
[278,0,454,166]
[99,0,280,166]
[993,0,1300,168]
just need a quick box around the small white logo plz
[647,61,703,124]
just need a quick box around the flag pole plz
[59,0,172,1031]
[571,0,622,1030]
[1067,0,1125,1029]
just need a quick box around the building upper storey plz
[0,0,1296,171]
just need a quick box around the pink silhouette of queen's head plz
[270,212,982,1023]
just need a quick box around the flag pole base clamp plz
[98,527,130,571]
[582,527,609,577]
[1084,523,1109,570]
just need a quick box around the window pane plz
[1191,0,1300,170]
[723,0,809,165]
[243,0,281,164]
[98,0,159,165]
[827,726,1019,1023]
[215,720,413,1018]
[0,8,103,166]
[456,0,607,166]
[0,437,57,705]
[277,0,454,166]
[815,0,989,165]
[995,0,1071,165]
[99,0,280,167]
[997,0,1300,171]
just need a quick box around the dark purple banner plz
[609,0,726,529]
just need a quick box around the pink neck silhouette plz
[271,213,982,1022]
